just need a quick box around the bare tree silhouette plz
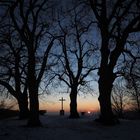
[53,5,98,118]
[89,0,140,125]
[0,0,59,126]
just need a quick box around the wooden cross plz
[59,97,66,110]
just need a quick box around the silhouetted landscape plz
[0,0,140,139]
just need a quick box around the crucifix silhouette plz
[59,97,66,115]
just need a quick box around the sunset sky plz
[6,90,99,114]
[39,81,100,114]
[39,93,99,114]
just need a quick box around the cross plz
[59,97,66,110]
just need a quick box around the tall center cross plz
[59,97,66,110]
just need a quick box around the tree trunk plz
[69,86,79,118]
[18,100,29,119]
[27,89,41,127]
[17,93,29,119]
[27,47,41,127]
[97,70,119,125]
[15,54,29,119]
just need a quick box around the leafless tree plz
[0,0,58,126]
[88,0,140,125]
[53,5,99,118]
[0,40,29,119]
[125,61,140,112]
[0,10,30,119]
[120,37,140,112]
[111,79,129,118]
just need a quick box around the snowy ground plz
[0,115,140,140]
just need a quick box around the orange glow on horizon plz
[39,95,100,113]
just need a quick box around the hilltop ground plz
[0,114,140,140]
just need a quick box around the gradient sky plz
[39,93,100,114]
[39,79,100,114]
[6,91,100,113]
[0,0,100,114]
[38,0,101,114]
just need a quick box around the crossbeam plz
[59,97,66,110]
